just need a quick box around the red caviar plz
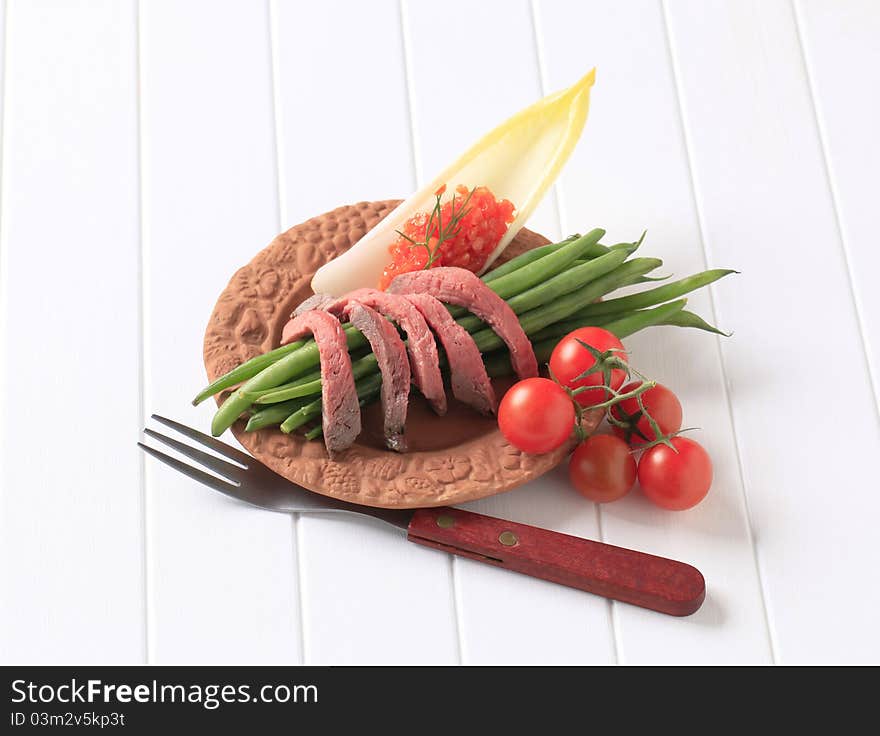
[378,184,515,289]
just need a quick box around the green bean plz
[246,345,375,401]
[562,230,644,264]
[573,269,736,317]
[210,325,370,435]
[484,334,565,377]
[513,257,664,332]
[600,299,688,338]
[467,258,664,353]
[659,309,730,336]
[245,397,312,431]
[478,231,641,284]
[504,248,634,315]
[527,314,618,343]
[280,373,383,433]
[260,338,460,405]
[481,235,578,283]
[486,239,637,290]
[303,386,383,440]
[443,234,601,318]
[517,262,694,342]
[448,235,586,318]
[452,248,637,334]
[483,350,514,378]
[246,367,322,399]
[498,301,725,368]
[261,332,464,404]
[279,397,322,434]
[256,353,380,404]
[191,340,305,405]
[489,303,684,367]
[485,228,605,300]
[633,274,671,284]
[563,243,646,272]
[304,425,324,441]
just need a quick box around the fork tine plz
[150,414,251,467]
[138,442,244,502]
[144,428,245,483]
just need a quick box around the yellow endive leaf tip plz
[569,68,596,93]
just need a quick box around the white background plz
[1,0,878,664]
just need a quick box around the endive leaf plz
[311,69,596,296]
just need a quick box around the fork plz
[139,415,705,616]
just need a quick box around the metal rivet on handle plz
[436,515,455,529]
[498,531,518,546]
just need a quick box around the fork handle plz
[406,507,705,617]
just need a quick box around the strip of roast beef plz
[344,301,410,452]
[320,288,447,415]
[403,292,496,415]
[292,293,334,316]
[279,310,360,454]
[387,267,538,379]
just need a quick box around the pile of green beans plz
[196,228,733,437]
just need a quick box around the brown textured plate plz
[203,200,600,508]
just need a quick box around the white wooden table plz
[1,0,878,665]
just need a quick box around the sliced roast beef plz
[387,267,538,379]
[344,301,410,452]
[292,293,334,316]
[403,293,496,415]
[279,311,360,454]
[322,288,447,415]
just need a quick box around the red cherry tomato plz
[498,378,575,454]
[610,382,683,446]
[549,327,627,408]
[569,434,636,503]
[638,437,713,510]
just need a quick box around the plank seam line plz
[134,0,152,665]
[398,0,424,187]
[398,0,463,664]
[659,0,778,663]
[0,0,10,664]
[791,0,880,422]
[529,0,620,665]
[528,0,567,241]
[267,0,307,665]
[268,0,288,232]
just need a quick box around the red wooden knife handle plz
[407,507,705,616]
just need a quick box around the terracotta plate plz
[203,200,600,508]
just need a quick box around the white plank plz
[0,0,144,662]
[534,0,772,664]
[272,0,458,664]
[664,0,880,662]
[405,0,615,664]
[140,0,301,663]
[796,0,880,409]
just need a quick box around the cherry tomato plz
[610,382,683,446]
[498,378,575,454]
[569,434,636,503]
[638,437,712,510]
[549,327,627,408]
